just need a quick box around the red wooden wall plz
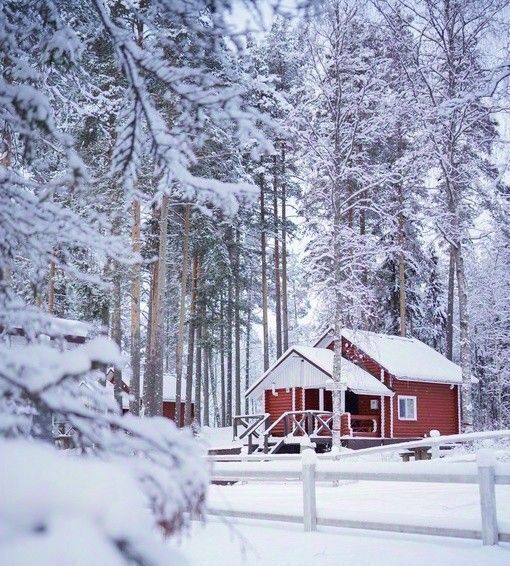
[328,338,460,438]
[384,379,459,437]
[265,388,303,436]
[163,401,194,428]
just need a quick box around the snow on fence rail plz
[208,446,510,545]
[206,429,510,462]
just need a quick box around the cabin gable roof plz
[313,327,462,385]
[245,345,393,399]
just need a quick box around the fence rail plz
[207,429,510,462]
[208,443,510,545]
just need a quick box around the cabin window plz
[398,396,417,421]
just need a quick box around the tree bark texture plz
[175,204,190,426]
[273,154,282,358]
[280,144,289,351]
[184,254,199,426]
[260,174,270,371]
[234,227,242,417]
[130,199,141,415]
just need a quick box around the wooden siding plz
[328,337,460,438]
[162,401,193,428]
[265,387,302,436]
[389,378,459,437]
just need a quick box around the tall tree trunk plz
[260,174,270,371]
[210,349,221,426]
[331,201,344,453]
[244,284,252,414]
[331,12,344,452]
[273,155,282,358]
[226,270,233,425]
[129,0,146,416]
[234,227,242,417]
[143,258,157,412]
[130,199,141,415]
[203,341,210,427]
[47,261,55,314]
[144,196,169,417]
[111,263,123,410]
[446,248,455,360]
[398,209,407,337]
[280,144,289,351]
[184,254,199,426]
[219,293,226,426]
[175,204,191,426]
[455,243,474,430]
[194,311,202,427]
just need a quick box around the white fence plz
[209,445,510,545]
[207,429,510,463]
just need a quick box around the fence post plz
[429,429,440,459]
[477,449,498,545]
[302,442,317,532]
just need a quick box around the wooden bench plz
[399,446,432,461]
[399,450,414,462]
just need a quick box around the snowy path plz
[206,480,510,533]
[177,517,510,566]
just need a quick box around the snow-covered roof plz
[314,327,462,384]
[162,373,194,402]
[245,345,393,399]
[49,317,89,338]
[118,372,194,404]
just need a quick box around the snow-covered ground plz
[200,425,243,451]
[173,454,510,565]
[177,518,510,565]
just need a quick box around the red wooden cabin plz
[243,328,461,450]
[108,371,194,426]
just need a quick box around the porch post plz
[390,394,394,438]
[380,395,385,438]
[319,388,324,411]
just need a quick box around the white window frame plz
[398,395,417,421]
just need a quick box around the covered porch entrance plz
[303,389,382,437]
[240,345,394,453]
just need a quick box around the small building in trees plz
[161,374,194,428]
[239,328,461,452]
[108,371,194,427]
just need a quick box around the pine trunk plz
[175,204,191,426]
[47,261,55,314]
[194,314,202,427]
[244,287,252,414]
[455,244,474,430]
[260,174,270,371]
[111,264,123,410]
[273,155,282,358]
[130,199,141,415]
[446,248,455,360]
[144,196,168,417]
[397,175,406,337]
[226,271,233,425]
[184,254,199,426]
[234,227,242,417]
[219,294,226,426]
[203,342,210,427]
[210,350,221,426]
[280,145,289,351]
